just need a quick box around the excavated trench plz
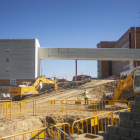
[0,114,120,140]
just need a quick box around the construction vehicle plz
[102,66,140,102]
[9,76,58,101]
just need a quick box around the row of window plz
[122,42,129,48]
[97,71,100,78]
[115,35,129,48]
[112,64,130,74]
[112,61,126,68]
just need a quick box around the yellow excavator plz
[9,76,58,101]
[102,66,140,102]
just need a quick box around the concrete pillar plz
[130,60,133,70]
[38,59,40,76]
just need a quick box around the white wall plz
[0,39,37,79]
[35,39,40,77]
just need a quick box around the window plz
[6,68,9,72]
[134,74,140,88]
[6,58,9,62]
[7,48,9,52]
[10,79,16,85]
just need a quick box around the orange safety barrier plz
[0,123,70,140]
[0,99,133,121]
[63,100,128,115]
[34,99,129,115]
[71,108,130,135]
[0,100,34,121]
[35,99,63,115]
[0,108,130,139]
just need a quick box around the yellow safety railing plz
[0,100,34,121]
[71,108,130,135]
[0,123,70,140]
[0,99,132,121]
[63,100,128,114]
[112,108,130,126]
[0,108,131,139]
[34,99,129,115]
[35,99,63,115]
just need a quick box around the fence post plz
[5,104,7,121]
[35,100,36,116]
[20,102,21,118]
[62,100,63,114]
[10,103,11,121]
[66,100,67,115]
[111,113,113,125]
[33,100,34,116]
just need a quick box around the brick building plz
[97,27,140,78]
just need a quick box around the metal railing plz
[35,99,63,115]
[71,108,130,135]
[0,100,34,121]
[35,99,129,115]
[0,108,130,139]
[0,99,132,121]
[0,123,70,140]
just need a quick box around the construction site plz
[1,30,140,140]
[0,68,140,140]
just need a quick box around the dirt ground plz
[0,79,122,138]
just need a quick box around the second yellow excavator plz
[102,66,140,102]
[9,76,58,101]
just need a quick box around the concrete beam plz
[39,48,140,61]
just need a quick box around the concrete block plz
[108,134,121,140]
[107,125,119,134]
[120,120,134,129]
[135,95,140,104]
[131,129,140,139]
[121,136,135,140]
[131,112,140,121]
[131,103,140,113]
[134,121,140,130]
[120,111,132,120]
[98,131,108,140]
[73,133,104,140]
[118,127,131,137]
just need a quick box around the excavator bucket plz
[101,93,113,102]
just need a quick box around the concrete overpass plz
[38,48,140,73]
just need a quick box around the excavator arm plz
[111,71,134,101]
[33,76,58,90]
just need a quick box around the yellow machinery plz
[9,76,58,101]
[102,66,140,102]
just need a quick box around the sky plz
[0,0,140,81]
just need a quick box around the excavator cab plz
[133,69,140,94]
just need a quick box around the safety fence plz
[0,123,70,140]
[35,99,129,115]
[0,100,34,121]
[0,108,130,140]
[0,99,134,121]
[71,108,130,135]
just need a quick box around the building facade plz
[97,27,140,78]
[0,39,40,86]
